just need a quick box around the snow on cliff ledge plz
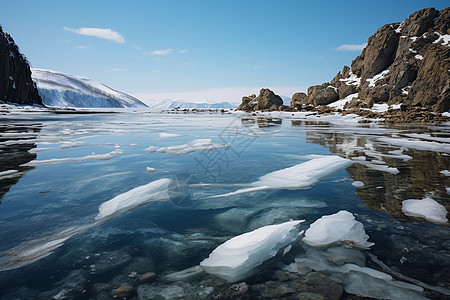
[31,69,147,108]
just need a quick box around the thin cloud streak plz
[144,48,174,56]
[63,27,125,44]
[336,43,367,52]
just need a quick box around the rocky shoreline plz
[237,7,450,124]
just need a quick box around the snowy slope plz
[31,69,147,108]
[145,99,239,110]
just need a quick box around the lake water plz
[0,109,449,299]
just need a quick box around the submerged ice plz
[210,156,352,198]
[200,220,304,282]
[96,178,172,220]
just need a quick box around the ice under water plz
[0,109,449,299]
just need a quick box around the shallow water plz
[0,110,449,299]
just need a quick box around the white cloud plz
[76,45,88,49]
[111,68,126,72]
[145,48,174,56]
[178,49,188,53]
[133,86,307,104]
[132,44,141,50]
[63,26,125,44]
[336,43,367,52]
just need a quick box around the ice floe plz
[401,197,448,223]
[95,178,172,220]
[303,210,374,248]
[0,169,21,180]
[200,220,304,282]
[159,132,181,138]
[352,181,364,187]
[22,149,123,166]
[146,166,156,172]
[145,139,229,155]
[378,137,450,153]
[440,170,450,176]
[209,156,352,198]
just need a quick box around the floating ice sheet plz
[95,178,172,220]
[22,149,123,166]
[159,132,181,138]
[200,220,304,282]
[402,197,448,223]
[303,210,374,248]
[145,139,229,155]
[209,156,352,198]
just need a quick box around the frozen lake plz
[0,109,449,299]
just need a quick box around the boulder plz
[255,88,283,110]
[237,94,257,112]
[290,92,308,108]
[237,89,283,112]
[307,83,339,106]
[0,26,42,106]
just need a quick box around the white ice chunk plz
[159,133,181,138]
[378,137,450,153]
[145,139,229,155]
[200,220,304,282]
[402,197,448,223]
[356,161,400,174]
[352,181,364,188]
[0,169,20,180]
[303,210,374,249]
[22,149,123,166]
[440,170,450,176]
[95,178,171,220]
[146,166,156,172]
[210,156,352,198]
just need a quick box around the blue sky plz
[1,1,447,102]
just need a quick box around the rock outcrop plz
[307,7,449,114]
[237,7,449,117]
[237,88,283,112]
[0,26,42,106]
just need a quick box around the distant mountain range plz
[144,99,240,110]
[31,69,147,108]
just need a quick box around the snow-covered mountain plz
[145,99,239,110]
[31,69,147,108]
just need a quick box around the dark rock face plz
[351,24,399,79]
[290,92,308,109]
[0,26,42,106]
[237,89,283,112]
[289,7,450,116]
[307,83,339,106]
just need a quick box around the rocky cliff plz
[238,7,449,117]
[0,26,42,106]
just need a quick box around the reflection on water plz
[302,122,450,221]
[0,122,39,203]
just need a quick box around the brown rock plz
[351,23,399,79]
[111,285,136,298]
[307,83,339,106]
[237,89,283,112]
[290,92,308,108]
[401,7,439,36]
[139,272,157,283]
[407,44,450,113]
